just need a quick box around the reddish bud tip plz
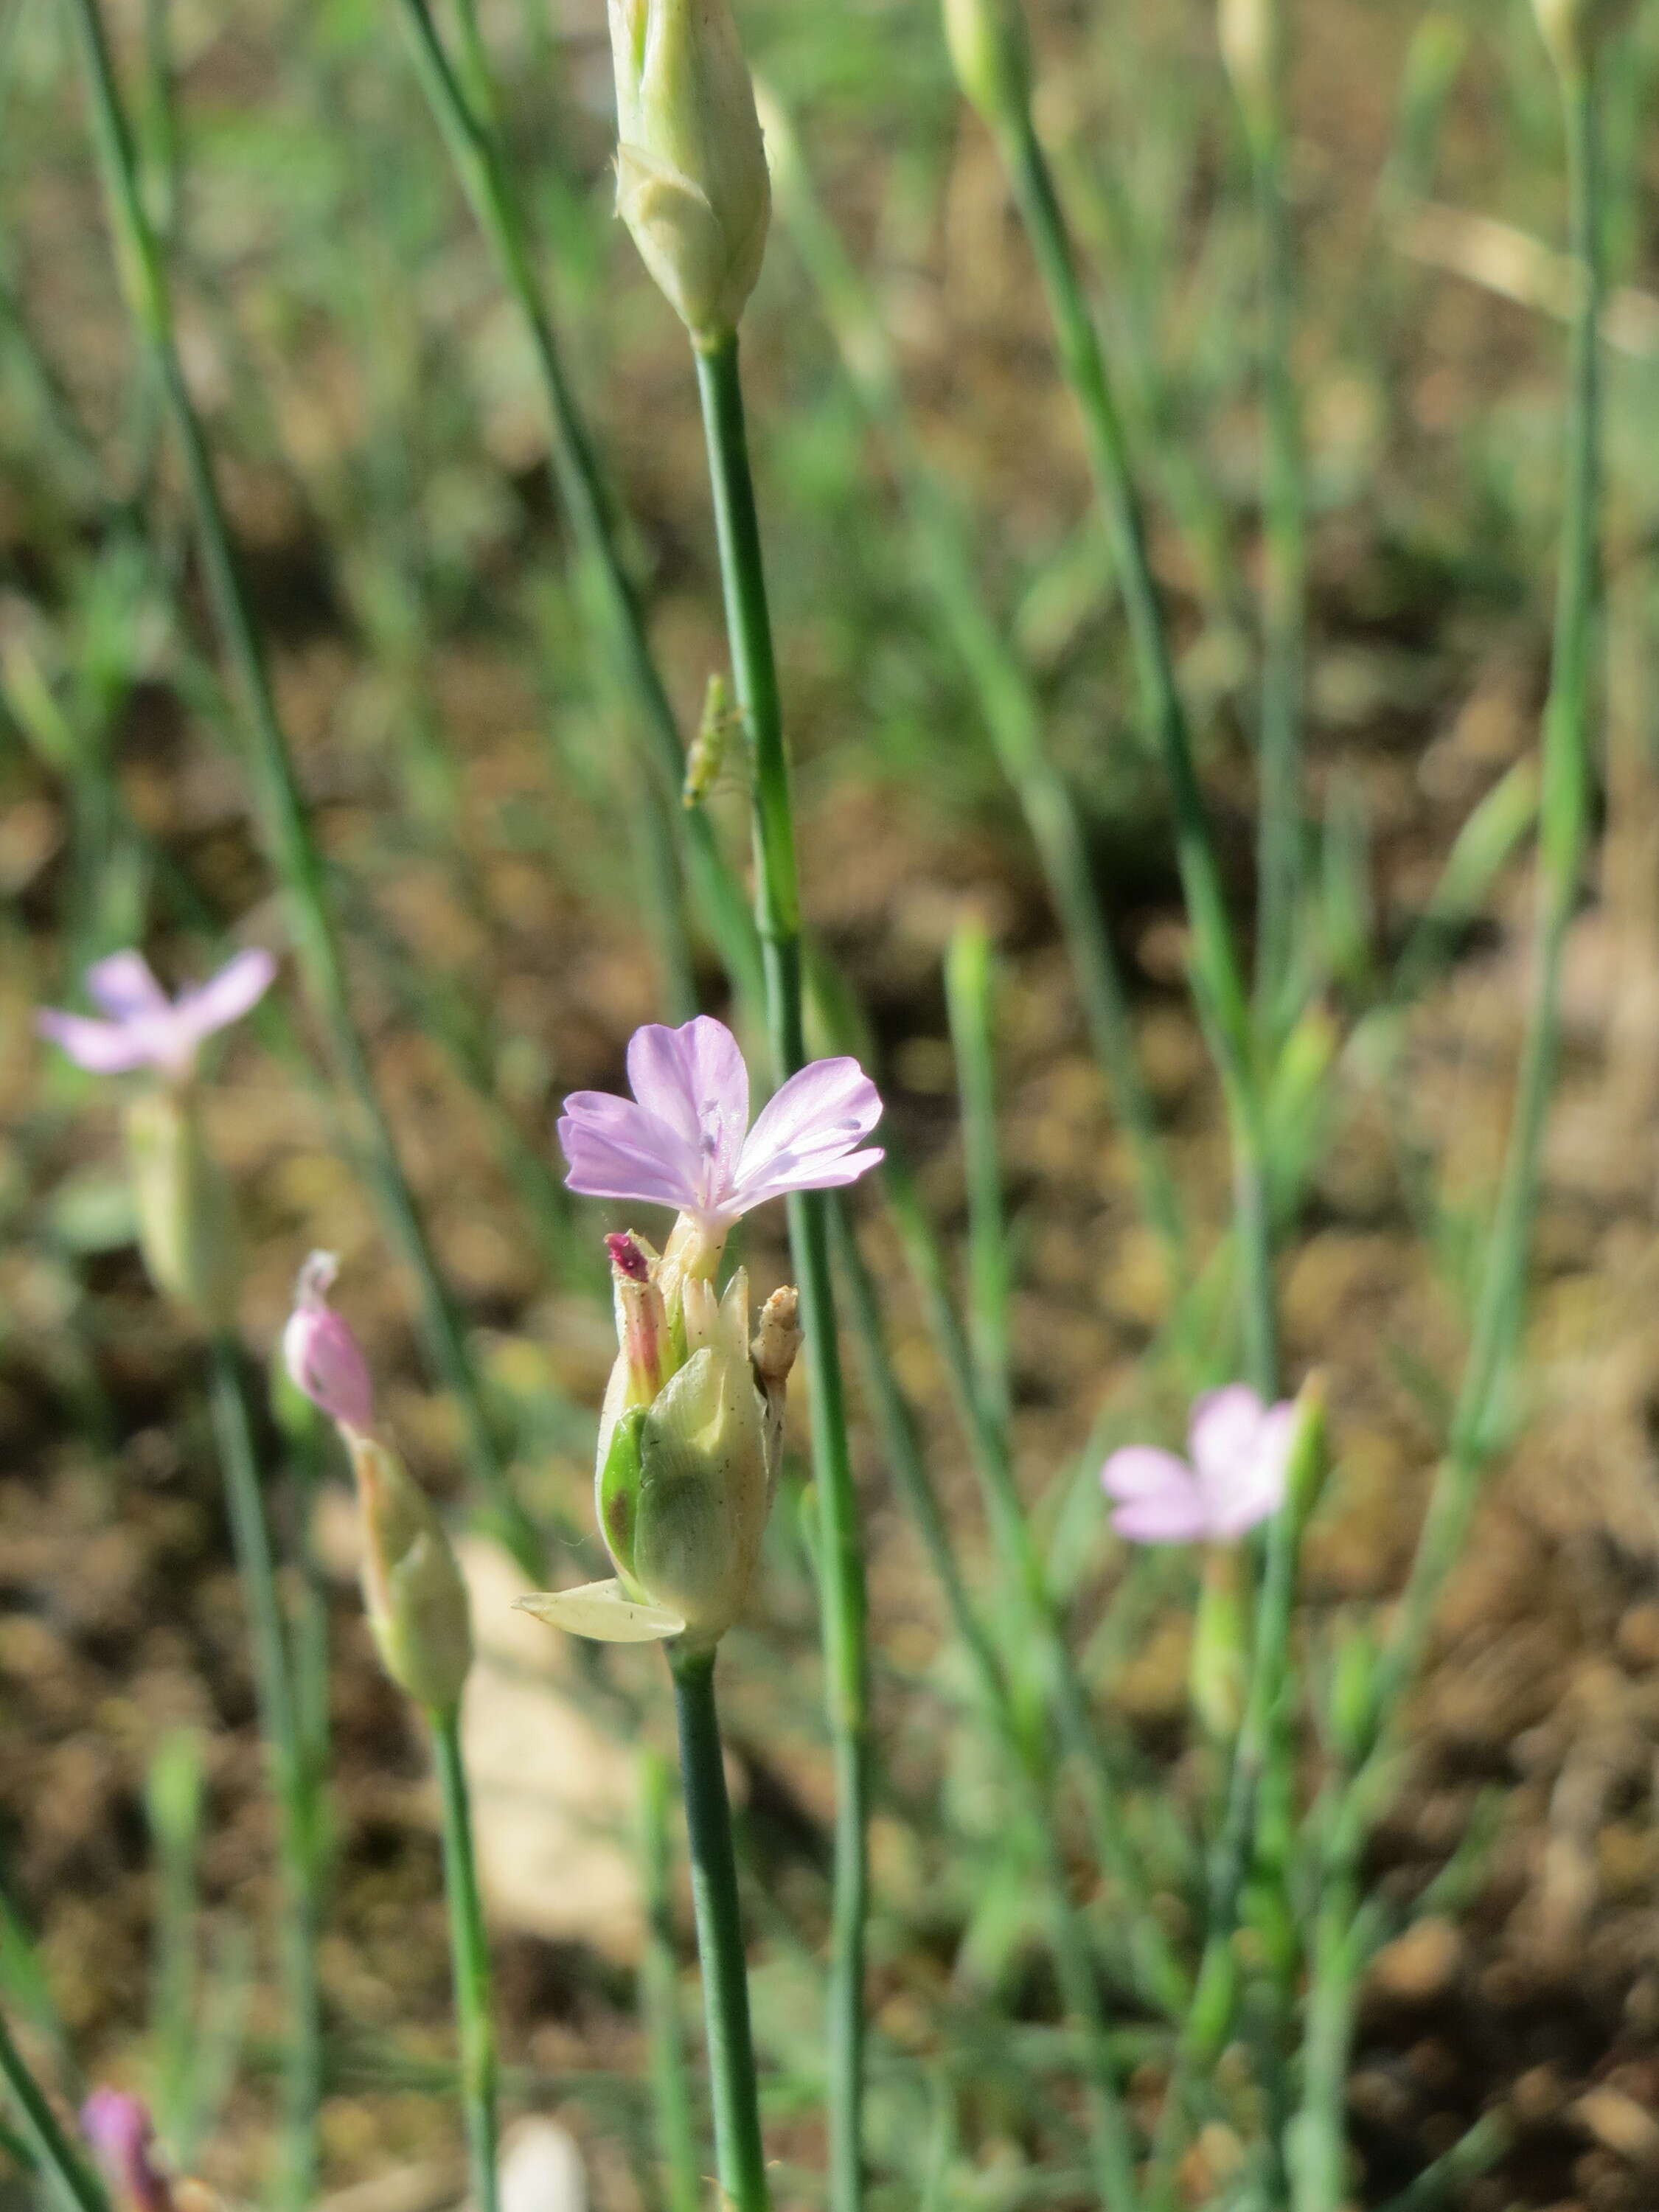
[606,1232,651,1283]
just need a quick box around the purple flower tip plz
[1102,1384,1295,1545]
[559,1016,884,1228]
[81,2090,173,2212]
[283,1251,375,1433]
[37,945,276,1079]
[606,1231,651,1283]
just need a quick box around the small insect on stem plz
[683,672,748,808]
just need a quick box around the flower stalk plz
[0,2017,108,2212]
[942,7,1276,1391]
[668,1646,770,2212]
[692,329,871,2212]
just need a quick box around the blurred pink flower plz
[37,947,275,1079]
[284,1251,375,1433]
[80,2088,174,2212]
[1102,1385,1294,1544]
[558,1015,883,1228]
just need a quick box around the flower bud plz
[521,1251,798,1649]
[282,1251,375,1433]
[1533,0,1631,72]
[608,0,772,343]
[941,0,1031,123]
[122,1087,239,1322]
[81,2090,174,2212]
[349,1433,473,1716]
[1217,0,1280,140]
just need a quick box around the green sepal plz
[599,1405,648,1583]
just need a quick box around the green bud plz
[1533,0,1631,72]
[122,1086,239,1322]
[1217,0,1281,140]
[941,0,1031,121]
[521,1256,799,1652]
[349,1436,473,1716]
[608,0,772,344]
[1326,1613,1382,1767]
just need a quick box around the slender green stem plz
[431,1710,499,2212]
[988,87,1276,1385]
[0,2011,108,2212]
[667,1648,770,2212]
[1246,85,1307,1028]
[639,1750,703,2212]
[206,1334,323,2211]
[945,921,1013,1427]
[763,99,1184,1268]
[692,328,868,2212]
[383,0,759,1014]
[63,0,542,1578]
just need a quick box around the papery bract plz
[38,947,275,1081]
[1102,1384,1294,1545]
[559,1016,883,1233]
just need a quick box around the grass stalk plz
[667,1648,770,2212]
[764,96,1185,1270]
[1292,48,1604,2199]
[639,1750,703,2212]
[1239,46,1307,1028]
[692,327,868,2212]
[0,2012,108,2212]
[945,922,1013,1428]
[981,75,1276,1386]
[206,1335,324,2210]
[63,0,543,1579]
[431,1711,500,2212]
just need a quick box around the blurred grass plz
[1,0,1658,2205]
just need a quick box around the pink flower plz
[558,1016,883,1228]
[283,1251,375,1433]
[37,947,276,1079]
[80,2089,174,2212]
[1102,1385,1295,1544]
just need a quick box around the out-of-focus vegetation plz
[2,0,1659,2205]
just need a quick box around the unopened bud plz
[1533,0,1631,72]
[608,0,772,342]
[599,1267,773,1642]
[941,0,1031,122]
[122,1088,238,1322]
[81,2090,174,2212]
[349,1434,473,1715]
[282,1251,375,1433]
[1217,0,1281,139]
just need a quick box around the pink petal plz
[730,1056,884,1211]
[1187,1385,1270,1490]
[1207,1399,1295,1538]
[35,1009,159,1074]
[84,951,170,1021]
[626,1019,749,1201]
[1101,1447,1211,1545]
[284,1252,375,1432]
[558,1093,704,1211]
[173,947,277,1046]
